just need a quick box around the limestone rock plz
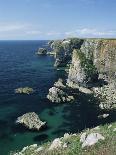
[80,132,105,148]
[67,49,98,87]
[49,138,62,150]
[54,78,66,88]
[13,144,43,155]
[16,112,46,131]
[37,48,47,55]
[93,83,116,110]
[15,87,34,95]
[98,114,109,119]
[79,86,93,94]
[47,86,74,103]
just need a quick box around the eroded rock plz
[80,132,105,148]
[49,138,62,150]
[15,87,34,95]
[54,78,66,88]
[16,112,46,131]
[47,86,74,103]
[37,48,47,55]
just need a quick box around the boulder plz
[48,138,62,150]
[37,48,47,55]
[16,112,46,131]
[15,87,34,95]
[93,83,116,110]
[80,132,105,148]
[98,114,109,119]
[79,86,93,94]
[54,78,66,88]
[47,87,74,103]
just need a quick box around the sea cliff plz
[11,38,116,155]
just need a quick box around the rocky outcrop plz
[13,144,44,155]
[50,38,83,67]
[80,132,105,148]
[16,112,46,131]
[68,39,116,85]
[15,87,34,95]
[66,39,116,109]
[93,83,116,110]
[47,86,74,103]
[37,48,47,55]
[54,78,66,88]
[67,49,98,87]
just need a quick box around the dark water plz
[0,41,113,155]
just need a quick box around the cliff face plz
[49,38,116,109]
[50,38,83,67]
[68,39,116,86]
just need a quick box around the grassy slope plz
[11,122,116,155]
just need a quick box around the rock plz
[54,78,66,88]
[80,133,105,148]
[49,138,62,150]
[93,126,100,130]
[35,146,44,152]
[13,144,41,155]
[15,87,34,95]
[93,83,116,110]
[37,48,47,55]
[98,114,109,119]
[47,87,74,103]
[108,125,112,129]
[16,112,46,131]
[79,87,93,94]
[63,133,71,140]
[67,49,98,87]
[63,143,68,148]
[80,132,87,143]
[113,128,116,131]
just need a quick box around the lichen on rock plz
[15,87,34,94]
[47,86,74,103]
[37,48,47,55]
[16,112,46,131]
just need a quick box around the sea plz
[0,40,109,155]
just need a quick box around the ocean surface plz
[0,40,110,155]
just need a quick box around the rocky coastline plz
[11,38,116,155]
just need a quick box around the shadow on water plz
[33,134,48,142]
[49,89,116,138]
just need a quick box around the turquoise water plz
[0,41,113,155]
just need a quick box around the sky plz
[0,0,116,40]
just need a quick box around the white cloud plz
[0,23,27,32]
[65,28,116,37]
[46,31,62,36]
[26,30,42,35]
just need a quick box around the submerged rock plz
[80,132,105,148]
[37,48,47,55]
[47,86,74,103]
[16,112,46,131]
[15,87,34,95]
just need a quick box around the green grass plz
[11,122,116,155]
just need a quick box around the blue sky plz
[0,0,116,40]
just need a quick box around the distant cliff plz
[50,38,116,83]
[49,38,116,109]
[68,39,116,86]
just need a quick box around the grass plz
[11,122,116,155]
